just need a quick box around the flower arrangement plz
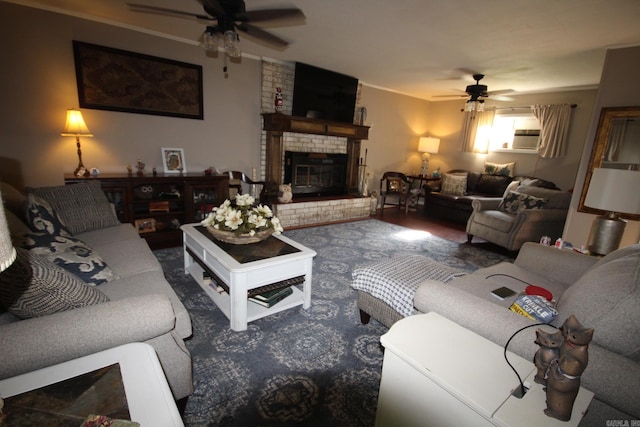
[201,194,283,237]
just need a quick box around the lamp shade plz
[418,137,440,154]
[585,168,640,215]
[0,192,17,272]
[61,109,93,137]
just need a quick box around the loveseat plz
[0,181,193,401]
[357,242,640,424]
[423,169,560,224]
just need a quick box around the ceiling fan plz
[434,73,515,108]
[127,0,305,57]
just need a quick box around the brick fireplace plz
[261,112,372,228]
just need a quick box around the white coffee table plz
[181,224,317,331]
[0,343,183,426]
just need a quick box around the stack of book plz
[249,287,293,307]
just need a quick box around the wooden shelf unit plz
[65,173,229,249]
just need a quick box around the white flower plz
[271,217,283,234]
[255,204,273,218]
[224,209,243,230]
[235,194,254,207]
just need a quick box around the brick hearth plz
[275,196,372,229]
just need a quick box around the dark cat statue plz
[544,315,594,421]
[533,329,562,385]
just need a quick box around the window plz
[489,113,540,153]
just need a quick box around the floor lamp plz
[584,168,640,255]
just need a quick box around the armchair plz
[379,172,411,215]
[466,185,571,251]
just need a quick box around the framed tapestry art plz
[73,41,203,119]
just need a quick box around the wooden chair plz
[379,172,411,215]
[225,171,267,204]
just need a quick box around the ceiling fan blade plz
[237,23,289,47]
[488,89,515,96]
[127,3,212,20]
[432,94,468,98]
[239,8,306,23]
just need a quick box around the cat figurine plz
[544,315,594,421]
[533,329,562,385]
[278,183,292,203]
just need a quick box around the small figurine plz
[533,329,562,385]
[152,166,157,176]
[277,183,292,203]
[126,164,133,176]
[274,87,284,113]
[90,167,100,177]
[136,160,145,176]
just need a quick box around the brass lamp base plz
[588,212,627,256]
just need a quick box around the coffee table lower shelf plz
[186,262,305,323]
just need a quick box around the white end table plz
[375,313,593,427]
[0,343,183,426]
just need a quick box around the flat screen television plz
[292,62,358,124]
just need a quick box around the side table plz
[406,175,440,213]
[375,313,593,427]
[0,343,184,426]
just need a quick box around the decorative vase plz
[206,227,274,244]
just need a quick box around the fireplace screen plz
[285,151,348,197]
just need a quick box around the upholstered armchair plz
[466,185,572,251]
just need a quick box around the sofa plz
[357,242,640,424]
[423,169,560,224]
[0,181,193,401]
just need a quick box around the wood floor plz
[375,205,515,257]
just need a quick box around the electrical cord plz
[504,322,559,397]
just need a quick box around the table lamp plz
[418,137,440,177]
[0,192,17,273]
[584,168,640,255]
[61,109,93,177]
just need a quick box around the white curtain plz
[531,104,572,158]
[460,109,496,153]
[605,118,627,161]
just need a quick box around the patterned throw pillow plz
[440,174,467,196]
[26,181,119,236]
[0,248,109,319]
[24,193,72,236]
[484,161,516,177]
[499,191,547,214]
[18,232,117,286]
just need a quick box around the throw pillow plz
[18,232,117,286]
[474,174,513,196]
[0,248,109,319]
[484,161,516,177]
[26,181,119,236]
[24,193,72,236]
[440,174,467,196]
[499,191,547,214]
[502,180,520,199]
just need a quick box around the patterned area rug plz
[154,219,510,426]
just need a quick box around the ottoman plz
[351,255,465,328]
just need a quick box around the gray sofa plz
[0,181,193,401]
[356,242,639,424]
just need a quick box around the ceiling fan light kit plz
[128,0,304,60]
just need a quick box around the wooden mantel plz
[262,113,370,200]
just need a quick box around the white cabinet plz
[376,313,593,427]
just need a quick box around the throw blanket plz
[351,255,466,317]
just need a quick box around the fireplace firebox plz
[284,151,348,197]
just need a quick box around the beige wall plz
[0,2,263,188]
[564,46,640,249]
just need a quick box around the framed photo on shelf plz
[161,148,186,174]
[135,218,156,234]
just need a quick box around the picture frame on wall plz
[161,148,186,174]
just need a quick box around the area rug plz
[154,219,510,427]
